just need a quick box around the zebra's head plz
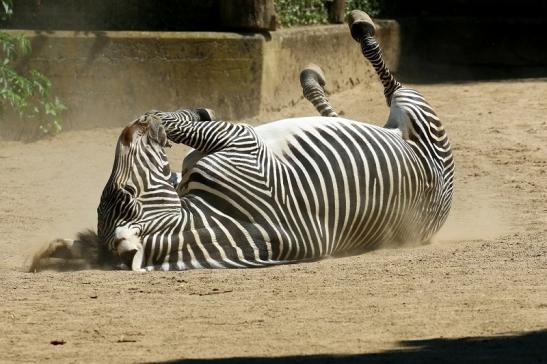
[97,114,180,268]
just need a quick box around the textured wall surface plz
[261,21,399,114]
[8,31,265,129]
[4,22,399,131]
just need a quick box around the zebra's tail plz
[28,229,120,272]
[347,10,402,106]
[299,63,339,117]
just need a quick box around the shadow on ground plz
[158,329,547,364]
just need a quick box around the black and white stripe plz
[360,34,402,106]
[96,11,454,271]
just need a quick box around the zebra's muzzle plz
[114,226,144,271]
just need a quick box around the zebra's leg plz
[132,109,254,193]
[143,111,257,155]
[193,107,216,121]
[175,149,204,194]
[347,10,402,106]
[347,10,414,138]
[299,63,339,117]
[157,108,213,189]
[168,107,216,122]
[168,150,205,191]
[146,107,215,140]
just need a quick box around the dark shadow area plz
[155,329,547,364]
[378,0,547,18]
[382,0,547,82]
[0,0,221,31]
[394,17,547,83]
[0,0,275,32]
[397,63,547,85]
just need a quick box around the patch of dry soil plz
[0,79,546,363]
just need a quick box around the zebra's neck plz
[136,194,273,270]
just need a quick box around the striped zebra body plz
[183,116,449,269]
[93,10,453,271]
[97,99,452,271]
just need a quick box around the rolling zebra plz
[30,10,453,272]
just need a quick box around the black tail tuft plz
[76,229,120,268]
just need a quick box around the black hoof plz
[300,63,327,88]
[195,108,215,121]
[347,10,376,41]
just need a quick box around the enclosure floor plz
[1,79,546,363]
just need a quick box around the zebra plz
[30,10,453,272]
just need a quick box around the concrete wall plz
[9,31,265,129]
[5,21,399,131]
[261,21,398,114]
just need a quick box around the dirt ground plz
[0,78,546,363]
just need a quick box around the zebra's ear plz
[147,116,171,147]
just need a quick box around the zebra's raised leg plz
[146,108,214,189]
[161,107,216,123]
[347,10,402,107]
[176,148,203,194]
[143,108,258,190]
[347,10,413,138]
[299,63,339,117]
[195,107,216,121]
[144,111,257,155]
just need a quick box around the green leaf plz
[0,28,66,136]
[1,0,13,21]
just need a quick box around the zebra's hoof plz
[195,108,215,121]
[347,10,376,41]
[300,63,327,88]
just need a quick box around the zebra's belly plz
[256,116,391,157]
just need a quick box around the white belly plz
[256,116,359,156]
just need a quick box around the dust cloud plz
[435,190,511,243]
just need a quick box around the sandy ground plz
[0,78,546,363]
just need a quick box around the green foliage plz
[275,0,327,27]
[275,0,381,27]
[0,0,66,135]
[345,0,380,17]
